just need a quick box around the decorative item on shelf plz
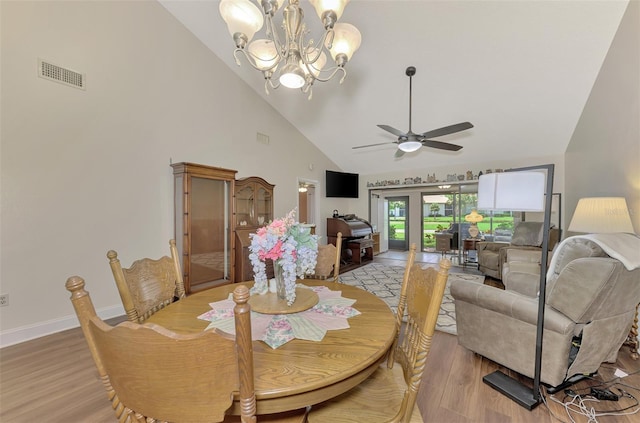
[466,170,473,180]
[464,209,484,238]
[249,209,318,305]
[218,0,361,100]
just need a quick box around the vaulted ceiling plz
[159,0,628,175]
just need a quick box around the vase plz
[273,262,287,300]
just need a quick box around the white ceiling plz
[159,0,628,176]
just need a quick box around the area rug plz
[339,263,485,335]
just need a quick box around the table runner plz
[198,284,361,348]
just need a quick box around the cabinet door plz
[236,184,254,226]
[173,162,236,293]
[256,185,272,225]
[189,177,231,287]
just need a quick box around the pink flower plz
[269,218,287,236]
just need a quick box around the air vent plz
[38,59,85,90]
[256,132,270,145]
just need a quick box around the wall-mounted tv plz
[325,170,359,198]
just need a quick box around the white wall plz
[565,0,639,234]
[0,0,342,345]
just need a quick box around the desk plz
[145,280,396,415]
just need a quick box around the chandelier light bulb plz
[280,63,306,88]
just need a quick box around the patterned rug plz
[339,262,485,335]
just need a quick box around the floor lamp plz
[477,164,554,410]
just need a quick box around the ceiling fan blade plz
[377,124,407,137]
[421,139,463,151]
[421,122,474,139]
[394,149,405,158]
[352,141,397,149]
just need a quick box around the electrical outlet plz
[0,294,8,307]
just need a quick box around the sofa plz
[476,222,560,280]
[451,234,640,388]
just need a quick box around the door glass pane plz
[256,186,272,225]
[236,185,253,226]
[190,177,229,285]
[387,196,408,250]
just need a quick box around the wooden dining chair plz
[306,232,343,283]
[66,277,257,423]
[307,243,451,423]
[107,239,186,323]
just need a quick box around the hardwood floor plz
[379,249,640,423]
[1,250,638,422]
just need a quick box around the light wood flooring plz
[1,250,639,422]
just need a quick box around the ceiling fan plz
[353,66,473,158]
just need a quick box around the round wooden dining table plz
[144,280,397,415]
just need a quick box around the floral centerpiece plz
[249,209,318,305]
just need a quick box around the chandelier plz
[219,0,362,99]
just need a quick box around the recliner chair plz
[476,222,560,280]
[451,234,640,388]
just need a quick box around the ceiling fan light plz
[398,140,422,152]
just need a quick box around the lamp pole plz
[482,163,554,409]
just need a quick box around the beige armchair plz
[476,222,560,280]
[451,234,640,389]
[502,248,550,297]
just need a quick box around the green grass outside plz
[388,216,516,248]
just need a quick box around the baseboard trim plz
[0,304,124,349]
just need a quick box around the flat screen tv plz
[325,170,359,198]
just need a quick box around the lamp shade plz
[219,0,264,42]
[301,47,327,77]
[568,197,634,233]
[465,209,484,223]
[248,39,278,71]
[310,0,350,20]
[478,172,545,212]
[327,23,362,62]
